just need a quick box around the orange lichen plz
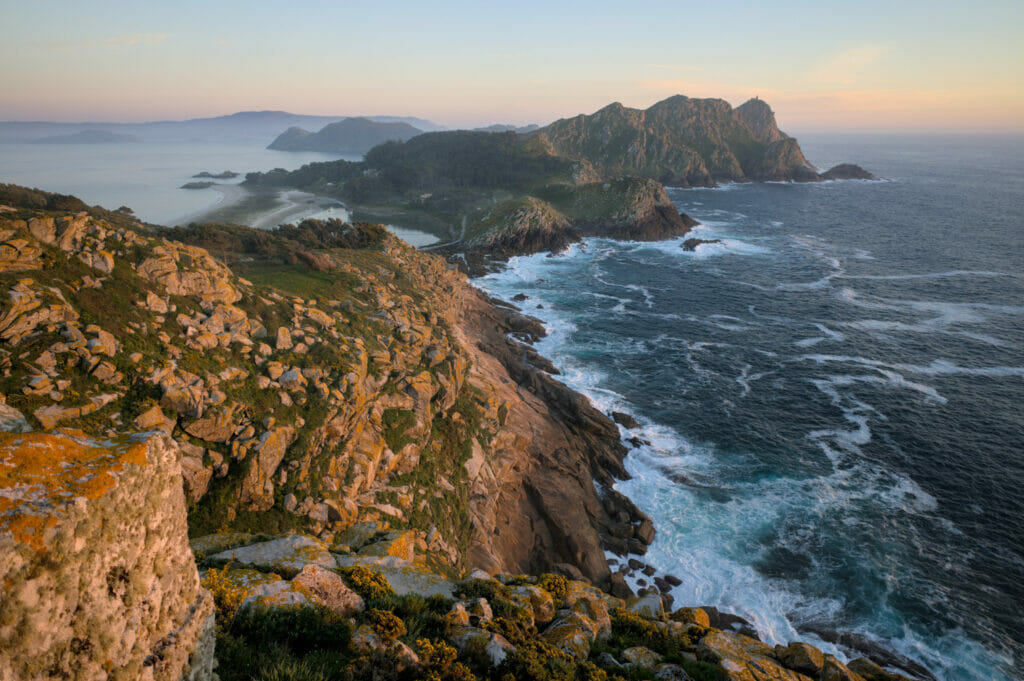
[0,430,151,551]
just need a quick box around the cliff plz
[267,117,423,154]
[0,428,215,681]
[0,185,649,591]
[533,95,822,185]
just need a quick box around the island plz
[267,117,423,154]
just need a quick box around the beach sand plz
[171,184,346,229]
[169,183,440,247]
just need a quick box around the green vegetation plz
[339,566,395,601]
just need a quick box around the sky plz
[1,0,1022,132]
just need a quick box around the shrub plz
[537,574,570,603]
[367,608,407,641]
[340,565,395,601]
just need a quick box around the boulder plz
[629,592,664,619]
[358,530,416,562]
[622,646,663,669]
[238,426,294,511]
[508,584,556,624]
[775,641,825,675]
[540,612,595,660]
[672,607,711,628]
[450,626,515,666]
[292,563,365,615]
[699,630,809,681]
[654,664,694,680]
[180,455,212,503]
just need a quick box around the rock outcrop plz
[0,194,650,594]
[0,430,214,681]
[534,95,864,185]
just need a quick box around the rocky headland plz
[1,167,921,680]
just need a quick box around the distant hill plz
[533,95,820,185]
[473,123,540,134]
[267,117,423,154]
[30,129,141,144]
[0,111,442,144]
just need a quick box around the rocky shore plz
[0,184,926,680]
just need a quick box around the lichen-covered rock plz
[629,592,664,619]
[0,431,215,681]
[450,626,515,666]
[292,563,365,615]
[699,630,812,681]
[334,554,456,598]
[622,645,663,669]
[672,606,711,627]
[775,641,825,675]
[206,533,335,573]
[509,584,556,624]
[541,611,601,660]
[357,529,416,562]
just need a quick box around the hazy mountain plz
[0,111,441,144]
[472,123,540,134]
[267,117,423,154]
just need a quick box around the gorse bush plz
[340,565,395,600]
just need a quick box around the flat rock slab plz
[335,554,455,598]
[208,534,335,572]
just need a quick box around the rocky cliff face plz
[0,428,215,681]
[0,190,650,592]
[536,95,824,185]
[458,178,697,269]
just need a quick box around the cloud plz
[46,33,167,50]
[807,44,889,85]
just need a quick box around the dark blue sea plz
[476,134,1024,681]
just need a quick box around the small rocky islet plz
[0,95,916,681]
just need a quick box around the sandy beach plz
[170,184,348,229]
[169,183,440,247]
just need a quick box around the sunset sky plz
[2,0,1022,132]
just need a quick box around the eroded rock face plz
[0,431,214,681]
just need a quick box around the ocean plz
[2,131,1021,679]
[476,134,1024,681]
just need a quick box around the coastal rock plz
[0,431,215,681]
[820,164,877,181]
[682,238,722,251]
[774,641,825,674]
[699,631,810,681]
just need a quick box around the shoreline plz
[170,184,440,247]
[469,240,942,681]
[170,183,347,230]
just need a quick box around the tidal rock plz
[820,163,876,181]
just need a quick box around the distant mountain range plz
[267,117,424,154]
[0,111,443,145]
